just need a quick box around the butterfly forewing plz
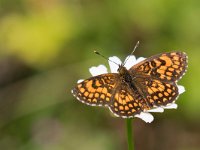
[130,52,188,82]
[72,73,118,106]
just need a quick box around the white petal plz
[135,112,154,123]
[108,56,121,73]
[135,57,146,64]
[77,79,84,83]
[147,107,164,113]
[163,103,178,109]
[178,85,185,94]
[124,55,137,69]
[89,65,108,76]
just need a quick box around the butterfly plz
[71,51,188,118]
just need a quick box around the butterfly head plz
[117,64,128,76]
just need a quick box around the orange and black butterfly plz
[71,52,188,118]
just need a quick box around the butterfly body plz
[72,51,188,118]
[118,65,134,89]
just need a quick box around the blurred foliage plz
[0,0,200,150]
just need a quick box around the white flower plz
[81,55,185,123]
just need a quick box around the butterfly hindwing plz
[109,83,150,118]
[142,77,179,107]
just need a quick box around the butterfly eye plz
[117,67,120,72]
[118,66,123,74]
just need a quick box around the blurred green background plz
[0,0,199,150]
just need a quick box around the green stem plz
[126,118,134,150]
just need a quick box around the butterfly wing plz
[130,52,188,82]
[141,77,179,107]
[71,73,118,106]
[108,83,150,118]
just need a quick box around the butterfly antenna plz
[123,41,140,66]
[94,50,119,66]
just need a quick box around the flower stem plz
[126,118,134,150]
